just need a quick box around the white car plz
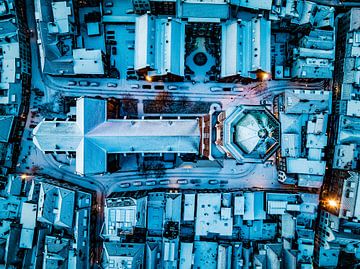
[167,85,178,90]
[90,82,100,87]
[210,87,223,92]
[120,183,130,188]
[177,179,188,184]
[133,181,142,186]
[107,82,117,87]
[233,87,244,92]
[145,180,156,186]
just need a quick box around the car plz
[142,84,151,89]
[130,84,139,89]
[190,179,200,184]
[127,70,135,75]
[260,100,272,106]
[133,181,142,186]
[107,35,115,40]
[145,180,156,186]
[108,40,117,45]
[107,82,117,87]
[112,47,117,55]
[68,81,77,86]
[104,1,113,7]
[167,85,178,90]
[79,81,90,86]
[104,9,112,15]
[233,87,244,92]
[154,85,164,90]
[29,124,37,129]
[223,87,232,92]
[209,180,219,185]
[107,30,115,34]
[159,180,170,185]
[177,179,188,185]
[210,87,223,92]
[120,182,130,188]
[90,82,100,87]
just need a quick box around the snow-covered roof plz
[50,1,71,34]
[37,182,75,229]
[103,242,144,260]
[229,0,272,10]
[221,17,271,79]
[283,90,331,114]
[181,2,228,19]
[19,202,37,249]
[221,105,280,163]
[33,98,200,175]
[0,116,14,142]
[286,158,326,175]
[72,49,104,75]
[195,193,233,236]
[135,14,185,77]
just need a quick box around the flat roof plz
[73,49,104,75]
[286,158,326,175]
[195,193,233,236]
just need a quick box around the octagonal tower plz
[214,106,280,163]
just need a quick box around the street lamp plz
[259,72,271,81]
[21,174,27,180]
[327,199,338,208]
[145,75,152,82]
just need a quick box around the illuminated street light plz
[145,75,152,82]
[260,72,271,81]
[327,199,338,208]
[21,174,27,180]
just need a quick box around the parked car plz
[104,1,113,7]
[107,82,117,87]
[159,180,170,185]
[210,87,223,92]
[233,87,244,92]
[108,40,117,45]
[145,180,156,186]
[90,82,100,87]
[154,85,164,90]
[79,81,89,86]
[209,180,219,185]
[133,181,142,186]
[104,9,112,15]
[167,85,178,90]
[107,30,115,34]
[130,84,139,89]
[112,47,117,55]
[68,81,77,86]
[177,179,188,185]
[142,84,151,89]
[120,183,130,188]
